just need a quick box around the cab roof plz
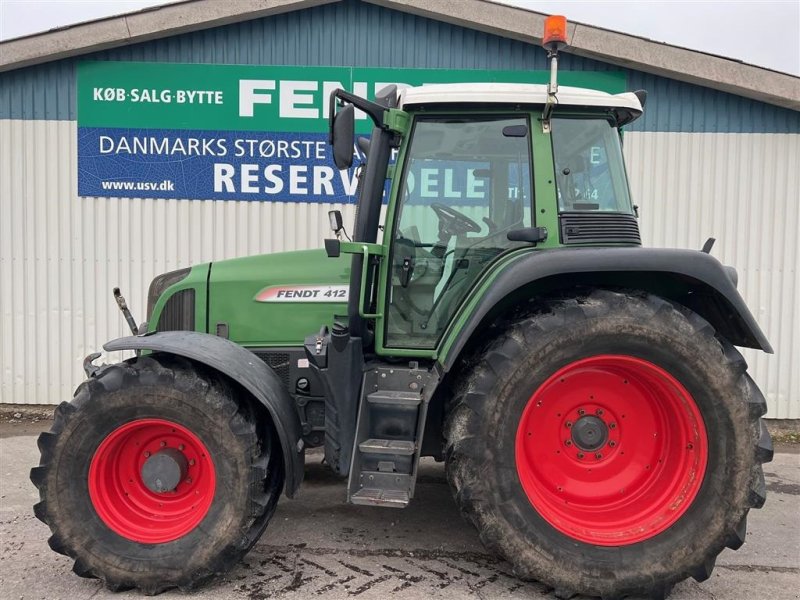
[398,83,643,120]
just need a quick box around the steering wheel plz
[431,202,481,237]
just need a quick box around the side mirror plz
[331,104,355,170]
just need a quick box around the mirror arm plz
[328,89,385,142]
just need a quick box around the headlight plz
[146,267,191,320]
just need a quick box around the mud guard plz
[441,247,772,372]
[104,331,304,497]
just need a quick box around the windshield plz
[551,118,633,213]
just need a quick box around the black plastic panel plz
[156,289,195,331]
[560,213,641,245]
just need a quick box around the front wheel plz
[444,289,772,599]
[31,354,283,594]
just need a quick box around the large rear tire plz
[30,354,283,595]
[444,289,772,599]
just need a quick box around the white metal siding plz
[0,119,357,407]
[625,131,800,418]
[1,120,798,418]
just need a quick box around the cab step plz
[347,364,436,508]
[367,390,422,406]
[351,487,410,507]
[359,439,415,455]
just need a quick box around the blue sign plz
[78,127,361,202]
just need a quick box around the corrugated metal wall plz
[0,119,358,406]
[625,131,800,419]
[2,120,797,417]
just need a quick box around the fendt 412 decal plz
[255,284,349,303]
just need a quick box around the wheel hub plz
[570,415,608,451]
[88,418,216,544]
[141,448,189,493]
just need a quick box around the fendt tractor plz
[32,16,773,600]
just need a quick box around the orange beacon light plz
[543,15,568,52]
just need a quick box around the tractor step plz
[359,439,416,455]
[347,364,436,508]
[366,390,421,407]
[351,487,410,508]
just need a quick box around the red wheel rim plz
[515,355,707,546]
[88,418,216,543]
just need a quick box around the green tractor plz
[32,17,772,599]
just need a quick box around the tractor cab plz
[326,80,644,359]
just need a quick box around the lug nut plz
[596,409,604,416]
[578,409,586,416]
[577,452,585,459]
[143,451,151,457]
[565,421,573,428]
[609,422,617,429]
[609,440,616,447]
[189,459,195,466]
[178,444,185,451]
[595,453,603,459]
[160,441,166,447]
[186,477,192,484]
[565,440,573,447]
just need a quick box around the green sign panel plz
[78,62,626,132]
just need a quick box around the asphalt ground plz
[1,423,798,600]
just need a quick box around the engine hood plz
[208,248,351,346]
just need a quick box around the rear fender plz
[104,331,304,497]
[439,247,772,372]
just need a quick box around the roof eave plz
[0,0,339,74]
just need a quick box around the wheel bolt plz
[143,451,151,457]
[565,421,573,428]
[578,409,586,416]
[595,453,603,459]
[595,409,604,416]
[609,440,616,447]
[609,422,617,429]
[565,440,573,447]
[577,452,585,459]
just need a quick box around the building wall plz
[1,0,798,416]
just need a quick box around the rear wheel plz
[444,289,772,599]
[31,354,283,594]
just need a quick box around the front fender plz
[439,247,772,372]
[104,331,304,497]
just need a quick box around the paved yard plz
[1,424,798,600]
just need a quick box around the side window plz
[385,116,533,349]
[552,118,633,213]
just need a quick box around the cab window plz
[385,115,533,349]
[552,118,633,213]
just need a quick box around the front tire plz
[444,289,772,599]
[31,354,283,594]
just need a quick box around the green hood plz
[208,249,351,347]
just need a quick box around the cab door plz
[377,114,534,352]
